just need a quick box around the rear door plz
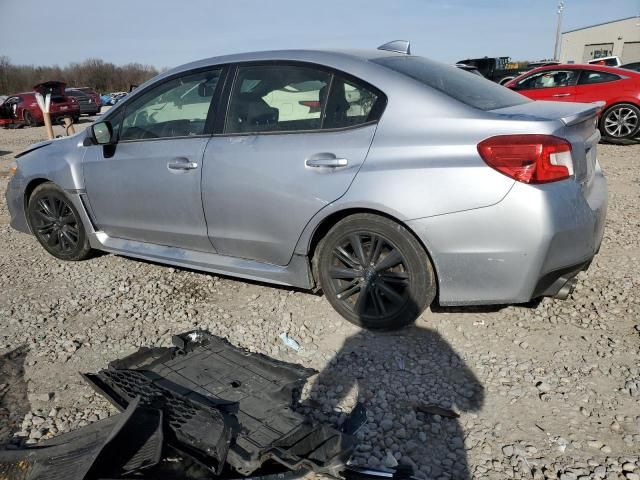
[573,69,622,103]
[512,69,579,101]
[201,63,385,266]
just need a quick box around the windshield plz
[373,56,530,111]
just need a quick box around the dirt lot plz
[0,120,639,480]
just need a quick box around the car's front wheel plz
[600,103,640,143]
[316,214,436,330]
[27,183,92,261]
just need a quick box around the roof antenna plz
[377,40,411,55]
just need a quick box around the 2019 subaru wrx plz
[5,42,607,329]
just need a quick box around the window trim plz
[577,69,621,86]
[217,60,387,137]
[108,65,231,144]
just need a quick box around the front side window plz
[516,70,579,89]
[226,65,331,133]
[119,68,222,141]
[578,70,620,85]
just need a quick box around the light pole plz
[554,1,565,61]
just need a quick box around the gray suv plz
[6,43,607,329]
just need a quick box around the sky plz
[1,0,639,68]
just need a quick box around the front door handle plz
[305,156,348,168]
[552,93,571,97]
[167,158,198,171]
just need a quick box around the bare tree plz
[0,58,159,94]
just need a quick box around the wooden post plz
[35,93,54,139]
[42,111,54,139]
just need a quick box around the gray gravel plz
[0,122,639,479]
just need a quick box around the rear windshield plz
[372,56,530,111]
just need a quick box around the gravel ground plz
[0,120,639,480]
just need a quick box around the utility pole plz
[554,1,565,61]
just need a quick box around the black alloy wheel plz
[317,214,436,329]
[27,183,92,261]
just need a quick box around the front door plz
[83,67,224,251]
[513,69,579,102]
[202,63,385,266]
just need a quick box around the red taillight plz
[477,134,574,184]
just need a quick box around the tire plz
[23,110,35,127]
[599,103,640,142]
[315,213,437,330]
[26,183,92,261]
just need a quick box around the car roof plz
[527,63,637,75]
[162,48,405,77]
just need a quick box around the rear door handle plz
[552,93,572,97]
[305,156,348,168]
[167,158,198,171]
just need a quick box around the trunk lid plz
[490,100,601,186]
[33,81,68,104]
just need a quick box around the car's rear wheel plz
[600,103,640,142]
[27,183,92,261]
[316,214,436,330]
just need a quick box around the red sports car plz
[506,64,640,142]
[1,81,80,127]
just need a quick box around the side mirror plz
[91,121,114,145]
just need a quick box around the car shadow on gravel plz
[307,325,484,480]
[0,346,30,446]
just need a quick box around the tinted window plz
[323,76,381,129]
[578,70,620,85]
[119,68,222,141]
[373,56,528,111]
[516,70,579,89]
[622,62,640,72]
[226,65,330,133]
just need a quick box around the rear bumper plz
[407,164,607,306]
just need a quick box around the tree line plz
[0,57,160,95]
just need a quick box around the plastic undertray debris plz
[0,397,162,480]
[83,331,357,477]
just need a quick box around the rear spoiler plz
[560,102,603,126]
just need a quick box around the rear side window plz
[373,56,529,111]
[516,70,579,89]
[225,64,385,134]
[324,76,381,129]
[226,65,331,134]
[578,70,620,85]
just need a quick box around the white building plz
[560,16,640,64]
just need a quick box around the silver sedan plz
[5,42,607,329]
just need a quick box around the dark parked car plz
[2,81,80,126]
[73,87,102,107]
[65,88,101,116]
[621,62,640,73]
